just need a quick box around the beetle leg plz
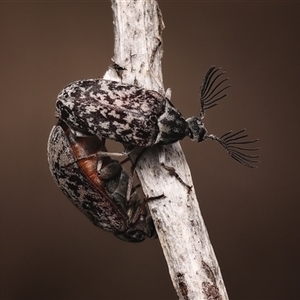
[129,203,147,225]
[161,163,193,193]
[125,175,134,204]
[95,144,136,158]
[97,160,122,180]
[95,150,128,157]
[117,147,147,203]
[145,194,166,203]
[128,202,154,238]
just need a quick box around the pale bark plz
[103,1,229,299]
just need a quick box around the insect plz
[55,66,258,168]
[47,119,157,242]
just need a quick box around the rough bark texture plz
[103,1,229,299]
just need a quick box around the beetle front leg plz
[95,144,136,158]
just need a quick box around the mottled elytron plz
[47,119,157,242]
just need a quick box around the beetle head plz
[186,116,207,143]
[114,215,157,243]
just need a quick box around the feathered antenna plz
[200,66,230,119]
[206,129,259,168]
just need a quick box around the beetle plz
[47,119,157,242]
[55,66,258,168]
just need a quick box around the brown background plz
[1,1,299,300]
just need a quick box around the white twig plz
[104,1,229,299]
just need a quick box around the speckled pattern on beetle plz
[56,79,189,147]
[47,119,157,242]
[55,66,259,168]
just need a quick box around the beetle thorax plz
[154,99,189,145]
[186,116,207,143]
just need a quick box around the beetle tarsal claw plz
[145,194,166,202]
